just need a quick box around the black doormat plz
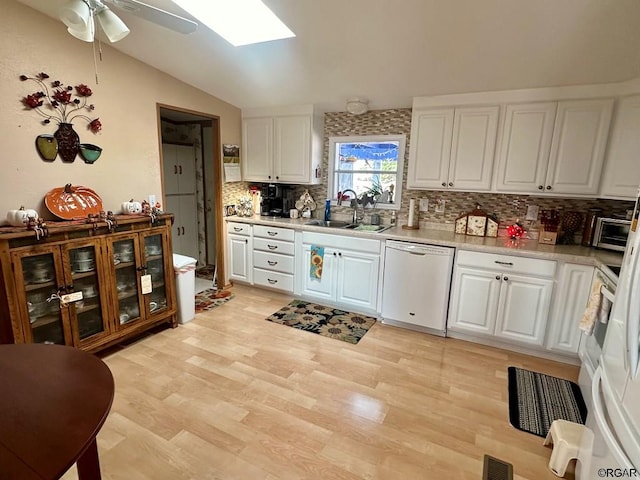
[507,366,587,437]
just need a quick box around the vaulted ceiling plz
[15,0,640,112]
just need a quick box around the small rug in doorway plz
[196,264,216,281]
[265,300,376,344]
[195,288,234,313]
[507,366,587,438]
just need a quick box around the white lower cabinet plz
[545,263,594,354]
[448,250,556,346]
[252,225,295,293]
[297,232,381,314]
[227,222,252,284]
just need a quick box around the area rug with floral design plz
[195,265,216,281]
[265,300,376,344]
[195,288,234,313]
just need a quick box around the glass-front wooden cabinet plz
[0,215,177,352]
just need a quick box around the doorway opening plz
[157,104,225,290]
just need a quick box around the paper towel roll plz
[408,199,415,226]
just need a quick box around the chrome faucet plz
[338,189,360,224]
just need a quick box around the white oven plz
[578,265,618,411]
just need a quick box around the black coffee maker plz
[261,184,289,216]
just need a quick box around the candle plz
[408,199,415,226]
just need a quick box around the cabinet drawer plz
[456,250,556,277]
[253,237,295,256]
[253,268,294,292]
[253,225,295,241]
[227,222,251,236]
[253,251,295,274]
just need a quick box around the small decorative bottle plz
[390,211,396,225]
[324,199,331,221]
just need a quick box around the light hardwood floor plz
[62,284,578,480]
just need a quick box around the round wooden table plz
[0,344,114,480]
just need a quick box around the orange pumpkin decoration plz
[45,184,103,220]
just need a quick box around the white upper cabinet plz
[242,117,273,182]
[496,98,613,195]
[546,99,614,195]
[241,105,322,185]
[408,105,498,191]
[599,95,640,199]
[495,102,557,193]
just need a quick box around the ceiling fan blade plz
[104,0,198,34]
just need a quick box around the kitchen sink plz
[344,224,392,233]
[304,220,352,228]
[305,220,392,233]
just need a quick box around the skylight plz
[170,0,295,46]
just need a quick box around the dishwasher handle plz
[386,242,453,257]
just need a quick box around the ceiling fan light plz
[67,15,95,42]
[60,0,91,31]
[96,8,130,42]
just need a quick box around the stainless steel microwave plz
[592,217,631,252]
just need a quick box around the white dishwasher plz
[381,240,454,336]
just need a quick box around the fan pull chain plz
[92,36,100,84]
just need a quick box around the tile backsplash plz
[223,108,634,239]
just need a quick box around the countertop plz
[226,215,623,268]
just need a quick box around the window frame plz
[327,134,406,211]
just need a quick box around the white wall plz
[0,1,241,219]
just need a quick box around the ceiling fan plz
[60,0,198,43]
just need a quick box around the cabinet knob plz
[333,252,337,256]
[174,165,178,174]
[442,182,447,187]
[538,185,544,190]
[179,165,182,175]
[495,275,501,280]
[546,185,552,190]
[338,252,342,257]
[268,175,271,179]
[276,176,279,180]
[245,239,248,244]
[503,276,509,281]
[448,182,453,187]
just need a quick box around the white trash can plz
[172,254,197,324]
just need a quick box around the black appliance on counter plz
[260,184,295,217]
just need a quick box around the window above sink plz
[327,135,406,210]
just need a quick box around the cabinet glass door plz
[66,243,109,345]
[113,237,142,327]
[15,250,68,345]
[144,233,168,315]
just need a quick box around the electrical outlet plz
[435,199,446,214]
[419,198,429,212]
[526,205,539,221]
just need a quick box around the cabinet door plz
[108,235,144,331]
[448,266,501,334]
[495,102,556,193]
[546,98,614,195]
[406,108,454,189]
[494,274,553,346]
[600,95,640,199]
[162,144,179,195]
[227,234,252,283]
[299,244,336,302]
[546,264,594,354]
[141,231,173,318]
[274,115,311,183]
[335,250,379,311]
[166,194,198,260]
[448,106,499,191]
[175,145,196,194]
[11,247,72,345]
[64,241,112,347]
[242,117,273,182]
